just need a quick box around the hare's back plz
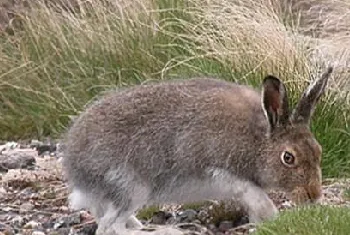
[61,78,264,185]
[84,77,263,129]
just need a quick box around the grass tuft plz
[255,205,350,235]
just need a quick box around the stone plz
[0,187,7,199]
[32,231,45,235]
[19,202,35,213]
[151,211,170,225]
[196,210,209,223]
[177,209,197,223]
[23,220,41,229]
[10,215,25,227]
[0,150,36,171]
[30,139,57,156]
[54,213,81,229]
[0,142,18,152]
[75,222,97,235]
[218,221,234,232]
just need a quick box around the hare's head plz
[258,67,333,205]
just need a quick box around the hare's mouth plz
[289,185,323,205]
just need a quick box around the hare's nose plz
[306,184,323,203]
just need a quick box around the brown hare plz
[61,67,333,235]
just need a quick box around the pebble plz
[19,202,35,213]
[79,211,93,222]
[23,220,41,229]
[218,221,234,232]
[233,215,249,227]
[74,222,97,235]
[54,213,81,229]
[0,187,7,199]
[0,151,36,171]
[30,139,57,156]
[32,231,45,235]
[151,211,172,225]
[1,228,14,235]
[0,142,18,152]
[50,227,70,235]
[151,211,167,225]
[177,209,197,223]
[0,223,14,235]
[197,210,209,223]
[10,215,24,227]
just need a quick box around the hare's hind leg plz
[97,183,151,235]
[96,205,133,235]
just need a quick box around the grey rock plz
[196,210,209,223]
[30,140,44,148]
[177,209,197,223]
[0,187,7,199]
[218,221,234,232]
[42,221,55,230]
[10,215,25,227]
[1,228,15,235]
[75,222,97,235]
[30,139,57,156]
[54,213,81,229]
[151,211,172,225]
[0,142,18,152]
[19,202,35,213]
[1,222,15,235]
[0,150,36,171]
[207,223,217,231]
[50,228,71,235]
[20,187,36,197]
[234,215,249,227]
[32,231,46,235]
[149,227,185,235]
[23,220,41,229]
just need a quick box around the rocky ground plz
[0,141,349,235]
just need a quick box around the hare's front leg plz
[243,188,278,223]
[204,169,279,223]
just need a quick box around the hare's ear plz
[262,75,290,132]
[291,67,333,125]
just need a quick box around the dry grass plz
[0,0,349,177]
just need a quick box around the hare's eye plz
[281,151,295,166]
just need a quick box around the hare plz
[61,67,333,235]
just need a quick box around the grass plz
[254,205,350,235]
[344,188,350,201]
[0,0,349,178]
[136,205,161,221]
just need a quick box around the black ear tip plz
[263,75,282,89]
[319,66,334,81]
[326,66,334,74]
[263,75,282,86]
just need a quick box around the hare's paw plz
[126,215,144,229]
[248,197,278,223]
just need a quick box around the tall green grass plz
[0,0,349,178]
[254,205,350,235]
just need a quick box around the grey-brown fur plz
[60,67,333,235]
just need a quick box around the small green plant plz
[207,200,246,227]
[136,205,161,221]
[180,201,213,211]
[343,188,350,201]
[254,205,350,235]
